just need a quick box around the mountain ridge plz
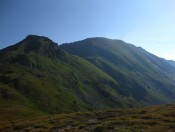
[0,35,129,120]
[0,35,175,121]
[60,37,175,103]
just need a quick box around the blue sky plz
[1,0,175,60]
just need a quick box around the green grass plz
[61,37,175,104]
[0,35,131,120]
[1,35,175,131]
[1,104,175,132]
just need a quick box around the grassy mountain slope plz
[1,35,175,121]
[1,104,175,132]
[61,37,175,105]
[0,35,136,120]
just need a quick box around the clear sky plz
[1,0,175,60]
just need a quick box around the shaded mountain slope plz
[167,60,175,68]
[1,35,175,121]
[61,37,175,105]
[0,35,134,120]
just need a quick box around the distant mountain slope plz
[167,60,175,68]
[61,37,175,105]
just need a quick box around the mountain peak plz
[25,34,54,43]
[26,34,40,38]
[83,37,126,43]
[1,35,175,122]
[19,35,57,53]
[21,35,66,60]
[0,35,66,61]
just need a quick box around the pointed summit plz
[21,35,59,53]
[25,35,54,43]
[0,35,65,63]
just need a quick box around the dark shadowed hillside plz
[0,35,175,121]
[0,35,136,120]
[61,37,175,105]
